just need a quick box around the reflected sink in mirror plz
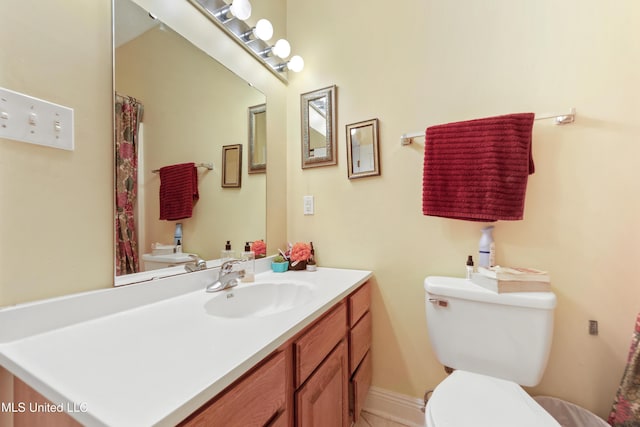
[204,281,314,318]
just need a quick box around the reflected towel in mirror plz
[159,162,199,220]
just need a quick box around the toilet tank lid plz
[424,276,557,310]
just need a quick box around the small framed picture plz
[222,144,242,188]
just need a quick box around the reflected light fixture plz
[241,18,273,42]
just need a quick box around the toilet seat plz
[425,370,560,427]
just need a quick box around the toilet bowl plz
[425,371,560,427]
[424,276,559,427]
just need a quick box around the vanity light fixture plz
[261,39,291,59]
[275,55,305,73]
[214,0,252,21]
[241,18,273,42]
[190,0,305,82]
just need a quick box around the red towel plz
[422,113,535,221]
[159,162,199,220]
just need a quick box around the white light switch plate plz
[0,87,74,151]
[303,195,314,215]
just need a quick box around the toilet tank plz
[424,276,556,387]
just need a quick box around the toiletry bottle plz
[174,223,183,253]
[466,255,474,279]
[221,240,234,261]
[241,242,255,282]
[306,242,317,271]
[478,226,495,267]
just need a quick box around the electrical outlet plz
[303,195,314,215]
[589,320,598,336]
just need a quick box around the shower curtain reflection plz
[114,93,144,275]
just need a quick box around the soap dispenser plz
[221,240,234,261]
[241,242,255,282]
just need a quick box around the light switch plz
[0,87,74,150]
[303,195,314,215]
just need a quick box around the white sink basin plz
[204,281,314,318]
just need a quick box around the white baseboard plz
[362,386,427,427]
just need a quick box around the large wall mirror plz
[301,85,337,169]
[114,0,266,284]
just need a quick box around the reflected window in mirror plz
[301,85,337,169]
[346,118,380,179]
[248,103,266,174]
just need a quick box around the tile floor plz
[354,410,412,427]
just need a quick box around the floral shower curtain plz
[114,94,143,276]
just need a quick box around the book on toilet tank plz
[471,266,551,293]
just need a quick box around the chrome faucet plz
[206,259,245,292]
[184,255,207,273]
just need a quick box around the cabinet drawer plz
[349,310,372,374]
[295,301,347,387]
[181,350,286,426]
[351,350,372,424]
[349,282,371,327]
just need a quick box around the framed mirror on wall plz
[346,118,380,179]
[248,103,266,174]
[301,85,337,169]
[222,144,243,188]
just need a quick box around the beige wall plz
[286,0,640,419]
[0,1,113,305]
[116,26,266,262]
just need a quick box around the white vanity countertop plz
[0,266,372,426]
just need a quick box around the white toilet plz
[424,276,560,427]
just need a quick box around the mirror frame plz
[300,85,337,169]
[222,144,243,188]
[248,103,267,174]
[346,118,380,179]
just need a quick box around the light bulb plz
[229,0,251,20]
[271,39,291,59]
[254,19,273,41]
[288,55,304,72]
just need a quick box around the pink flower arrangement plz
[289,242,311,262]
[251,240,266,258]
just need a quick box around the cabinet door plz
[351,350,372,423]
[296,340,349,427]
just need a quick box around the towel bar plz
[400,107,576,145]
[152,162,213,173]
